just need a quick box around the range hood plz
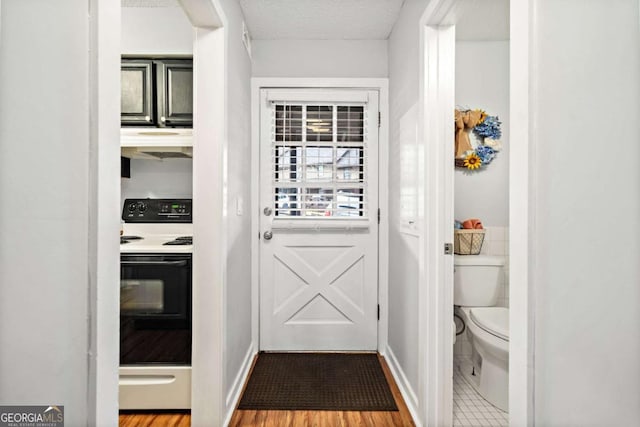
[121,128,193,160]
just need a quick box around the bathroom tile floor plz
[453,360,508,427]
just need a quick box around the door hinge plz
[377,208,381,224]
[444,242,454,255]
[377,304,380,320]
[378,112,381,128]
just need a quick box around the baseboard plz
[384,345,422,427]
[223,343,256,426]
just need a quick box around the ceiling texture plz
[121,0,179,7]
[239,0,405,40]
[122,0,509,41]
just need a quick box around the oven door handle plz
[121,260,188,267]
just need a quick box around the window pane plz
[332,188,363,217]
[337,106,364,142]
[304,146,333,182]
[275,105,303,142]
[272,103,367,218]
[306,105,333,142]
[336,148,363,182]
[275,146,302,183]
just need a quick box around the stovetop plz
[120,224,194,254]
[121,199,193,254]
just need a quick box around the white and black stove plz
[120,198,193,254]
[119,198,193,410]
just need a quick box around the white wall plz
[454,41,509,226]
[121,159,193,207]
[0,0,108,424]
[531,0,640,425]
[121,6,193,55]
[217,0,254,419]
[251,39,388,78]
[387,0,430,418]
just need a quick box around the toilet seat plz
[470,307,509,341]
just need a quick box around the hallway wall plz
[217,0,254,420]
[0,0,120,425]
[121,5,192,55]
[251,39,388,78]
[530,0,640,424]
[387,0,431,420]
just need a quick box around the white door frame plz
[251,78,390,353]
[419,1,534,426]
[92,0,227,424]
[182,1,227,426]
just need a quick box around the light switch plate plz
[236,197,243,216]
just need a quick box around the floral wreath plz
[454,109,503,171]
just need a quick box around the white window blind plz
[271,102,368,218]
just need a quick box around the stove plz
[119,198,193,410]
[120,198,193,254]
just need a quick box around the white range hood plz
[121,128,193,159]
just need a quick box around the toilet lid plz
[470,307,509,341]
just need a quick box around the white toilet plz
[454,255,509,411]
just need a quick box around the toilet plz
[454,255,509,411]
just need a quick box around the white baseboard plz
[223,344,256,426]
[384,345,422,427]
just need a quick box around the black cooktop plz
[163,236,192,246]
[120,235,143,244]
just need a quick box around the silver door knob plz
[263,207,273,216]
[263,231,273,240]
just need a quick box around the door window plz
[272,103,368,218]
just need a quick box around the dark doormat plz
[237,352,398,411]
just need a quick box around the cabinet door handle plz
[160,116,166,122]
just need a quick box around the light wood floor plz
[119,354,415,427]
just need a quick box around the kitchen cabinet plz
[121,58,193,128]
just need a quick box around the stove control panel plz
[123,199,192,223]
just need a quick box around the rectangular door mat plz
[237,352,398,411]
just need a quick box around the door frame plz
[251,78,390,353]
[91,0,227,424]
[419,0,534,426]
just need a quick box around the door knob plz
[263,231,273,240]
[263,207,273,216]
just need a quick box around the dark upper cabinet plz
[157,61,193,127]
[121,60,154,126]
[121,58,193,128]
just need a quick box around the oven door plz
[120,254,192,365]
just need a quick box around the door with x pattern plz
[259,89,379,351]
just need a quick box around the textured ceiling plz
[121,0,179,7]
[239,0,405,40]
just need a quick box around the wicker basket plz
[454,229,486,255]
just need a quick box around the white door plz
[259,89,379,351]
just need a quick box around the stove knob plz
[127,203,137,212]
[138,202,147,212]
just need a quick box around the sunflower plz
[464,152,482,170]
[475,109,488,124]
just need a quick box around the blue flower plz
[473,115,502,140]
[475,145,496,165]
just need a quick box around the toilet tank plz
[454,255,505,306]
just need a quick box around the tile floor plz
[453,361,508,427]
